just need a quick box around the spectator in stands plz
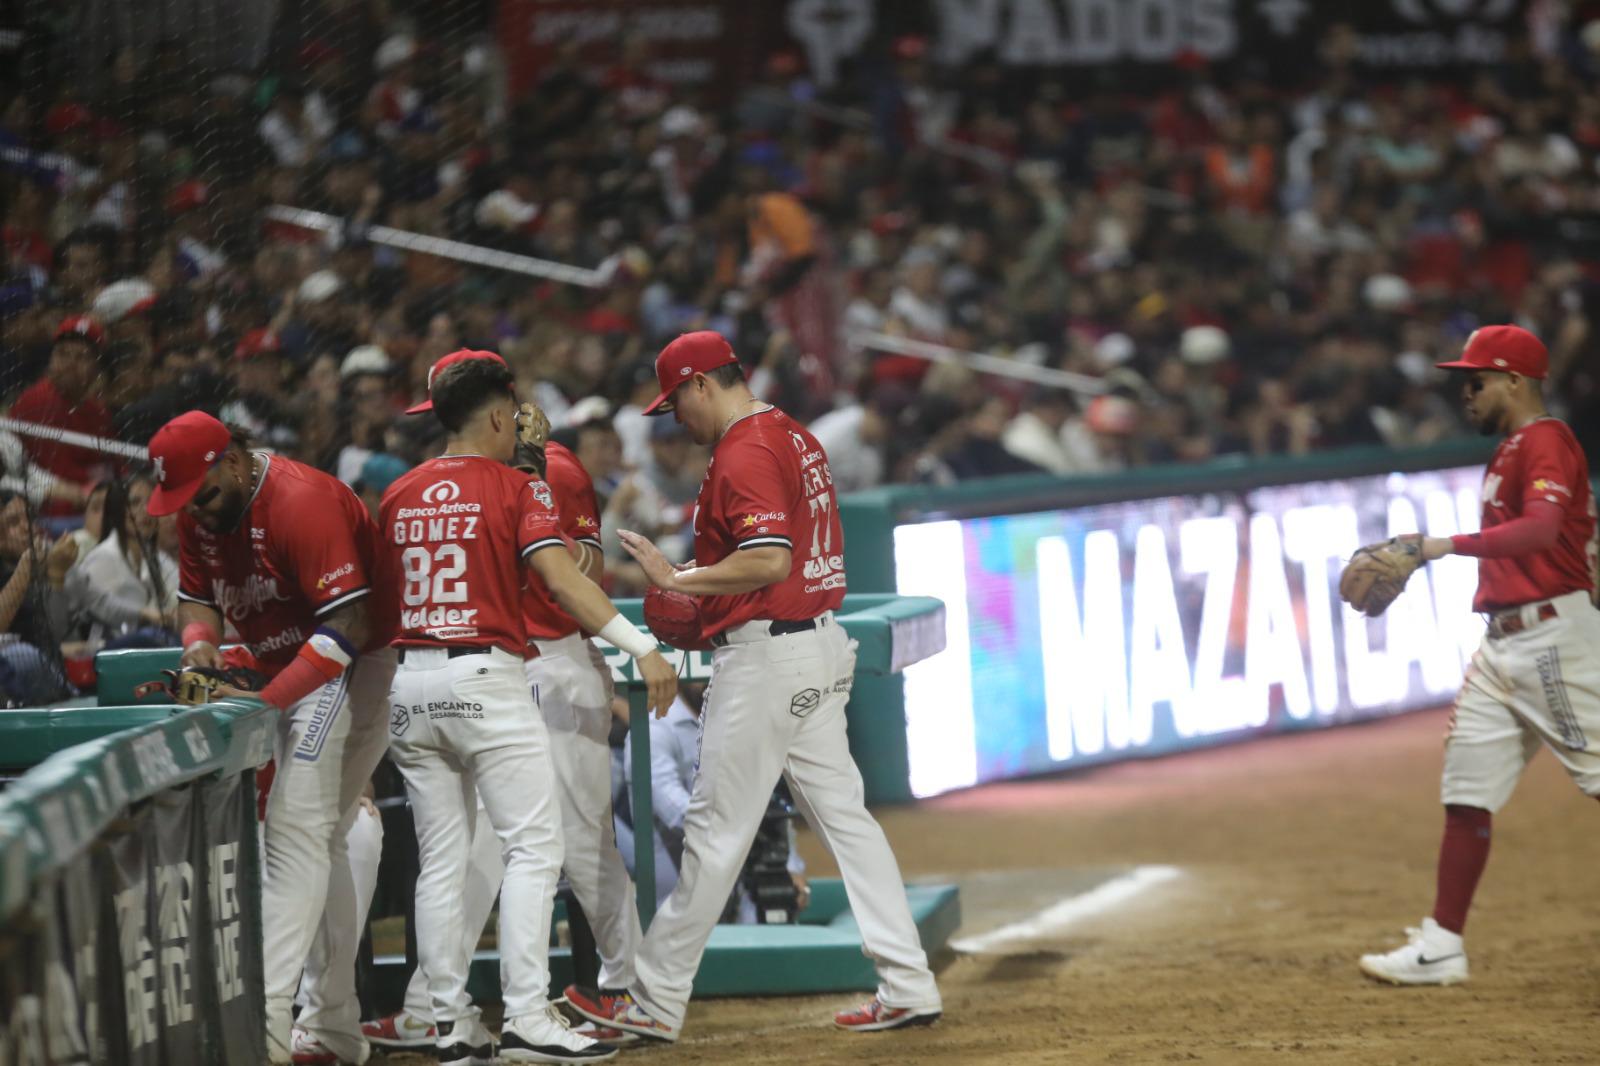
[258,81,334,168]
[7,317,115,514]
[63,474,177,650]
[220,329,299,453]
[59,481,109,562]
[1001,390,1083,476]
[351,451,408,522]
[0,491,68,705]
[601,417,702,593]
[48,230,111,313]
[327,345,396,484]
[5,2,1600,519]
[30,477,111,634]
[808,387,894,493]
[743,187,840,402]
[553,407,626,504]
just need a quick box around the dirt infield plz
[383,708,1600,1065]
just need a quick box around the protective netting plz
[5,1,1600,710]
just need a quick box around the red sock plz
[1431,804,1491,934]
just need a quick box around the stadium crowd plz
[4,4,1600,699]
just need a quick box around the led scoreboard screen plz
[893,465,1488,798]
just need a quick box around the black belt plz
[396,646,492,664]
[710,617,817,648]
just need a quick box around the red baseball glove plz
[643,586,712,651]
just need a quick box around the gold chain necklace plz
[718,398,769,440]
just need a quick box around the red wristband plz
[182,621,221,649]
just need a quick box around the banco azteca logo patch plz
[421,480,461,504]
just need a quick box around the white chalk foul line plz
[950,864,1183,955]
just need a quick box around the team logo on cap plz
[679,367,692,376]
[152,456,166,484]
[421,480,461,504]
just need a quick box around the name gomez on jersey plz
[693,407,846,637]
[380,454,565,656]
[176,454,398,670]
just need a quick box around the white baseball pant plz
[630,615,940,1030]
[387,646,565,1024]
[1442,590,1600,811]
[394,797,502,1020]
[530,633,641,990]
[299,803,383,1012]
[264,648,396,1064]
[391,633,642,1016]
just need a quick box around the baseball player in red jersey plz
[1359,325,1600,986]
[379,350,675,1065]
[363,436,642,1052]
[518,437,645,1000]
[565,331,942,1041]
[146,411,399,1065]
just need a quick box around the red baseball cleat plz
[833,997,942,1032]
[561,985,679,1043]
[360,1009,437,1048]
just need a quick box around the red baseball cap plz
[1435,325,1548,379]
[234,328,282,361]
[166,180,211,217]
[44,103,93,136]
[54,315,104,348]
[147,411,232,516]
[642,331,741,415]
[405,348,510,414]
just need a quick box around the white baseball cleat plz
[501,1004,619,1062]
[1359,918,1470,986]
[290,1024,370,1064]
[437,1015,498,1066]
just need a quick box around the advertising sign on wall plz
[495,0,1529,104]
[894,465,1488,797]
[0,773,262,1066]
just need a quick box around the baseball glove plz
[513,401,551,477]
[135,664,268,705]
[1338,534,1425,618]
[643,586,712,652]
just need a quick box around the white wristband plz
[598,614,657,659]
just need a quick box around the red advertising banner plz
[496,0,777,102]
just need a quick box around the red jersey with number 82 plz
[692,407,846,638]
[381,455,566,656]
[1470,417,1596,612]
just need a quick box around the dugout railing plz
[0,699,275,1063]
